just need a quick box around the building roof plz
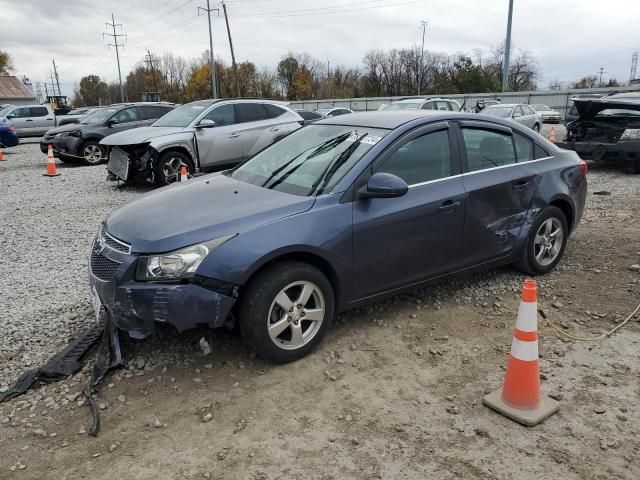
[0,76,35,99]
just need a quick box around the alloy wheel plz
[83,144,103,163]
[534,218,563,266]
[267,281,325,350]
[162,157,187,183]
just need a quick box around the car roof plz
[315,110,446,129]
[485,103,518,108]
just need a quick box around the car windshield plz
[68,108,89,115]
[153,102,211,127]
[532,105,551,111]
[81,108,118,125]
[228,124,389,196]
[596,108,640,117]
[483,106,513,118]
[382,102,421,111]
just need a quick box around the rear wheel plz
[515,206,568,275]
[79,140,105,166]
[239,262,335,363]
[154,150,193,186]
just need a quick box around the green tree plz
[0,50,14,75]
[277,56,299,97]
[78,75,108,106]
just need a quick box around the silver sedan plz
[482,104,543,132]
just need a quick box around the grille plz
[90,251,121,281]
[100,226,131,254]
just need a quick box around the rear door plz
[195,103,243,169]
[456,121,539,266]
[352,122,466,299]
[233,103,272,158]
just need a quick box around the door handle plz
[438,200,461,212]
[512,180,529,189]
[26,119,34,122]
[228,133,240,138]
[268,127,279,132]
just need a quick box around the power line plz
[198,0,220,99]
[233,0,428,18]
[104,13,127,103]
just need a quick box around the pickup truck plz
[0,104,90,137]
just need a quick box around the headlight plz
[135,234,236,281]
[619,129,640,141]
[56,130,81,138]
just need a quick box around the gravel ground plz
[0,139,639,479]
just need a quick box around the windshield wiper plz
[311,132,368,195]
[261,132,353,189]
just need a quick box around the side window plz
[435,101,450,111]
[264,103,286,118]
[10,107,30,118]
[203,104,235,126]
[534,143,550,159]
[421,101,437,110]
[139,106,157,120]
[113,108,138,123]
[523,105,534,115]
[374,129,452,185]
[234,103,268,123]
[462,128,516,172]
[513,106,523,117]
[514,132,534,162]
[29,107,49,117]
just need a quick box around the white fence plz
[288,85,640,115]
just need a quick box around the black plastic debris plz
[83,313,125,436]
[0,322,104,403]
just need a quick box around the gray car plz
[482,104,542,132]
[381,97,462,112]
[101,99,303,186]
[0,104,56,136]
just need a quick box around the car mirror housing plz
[358,172,409,200]
[107,118,119,127]
[196,119,216,128]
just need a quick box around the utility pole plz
[52,59,62,96]
[198,1,219,99]
[49,72,58,96]
[418,20,428,95]
[145,49,160,92]
[502,0,514,92]
[631,52,638,82]
[327,60,330,78]
[104,13,126,103]
[598,67,605,87]
[222,2,240,97]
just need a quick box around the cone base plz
[43,173,61,177]
[483,389,559,427]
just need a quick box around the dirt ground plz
[1,134,639,480]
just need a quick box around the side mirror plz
[357,172,409,200]
[6,113,16,119]
[107,118,119,127]
[196,119,216,129]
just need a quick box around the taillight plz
[578,160,588,176]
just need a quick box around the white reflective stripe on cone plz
[510,337,538,361]
[515,301,538,332]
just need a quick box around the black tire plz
[515,206,568,275]
[624,159,640,174]
[79,140,105,166]
[154,150,193,186]
[532,123,540,133]
[239,261,335,363]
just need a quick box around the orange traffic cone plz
[0,149,5,161]
[43,144,61,177]
[483,279,559,426]
[549,127,556,143]
[179,165,188,182]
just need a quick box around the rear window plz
[514,132,533,162]
[235,103,269,123]
[264,104,287,118]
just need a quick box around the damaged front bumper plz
[88,230,237,339]
[556,140,640,162]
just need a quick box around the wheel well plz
[158,147,195,168]
[550,199,574,229]
[246,252,341,305]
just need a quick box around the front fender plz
[150,132,198,168]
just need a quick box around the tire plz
[515,206,568,275]
[238,261,335,363]
[79,140,105,166]
[532,123,540,133]
[154,150,193,186]
[624,159,640,174]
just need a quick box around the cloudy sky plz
[1,0,638,98]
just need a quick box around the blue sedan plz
[0,121,19,148]
[90,111,587,363]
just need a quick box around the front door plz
[195,103,244,169]
[352,123,465,300]
[457,122,539,266]
[7,107,34,136]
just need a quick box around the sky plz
[1,0,639,98]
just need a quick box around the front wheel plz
[515,206,568,275]
[239,262,335,363]
[154,150,193,186]
[79,140,105,166]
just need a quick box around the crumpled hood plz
[105,173,315,253]
[100,126,187,146]
[44,123,85,135]
[573,99,640,119]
